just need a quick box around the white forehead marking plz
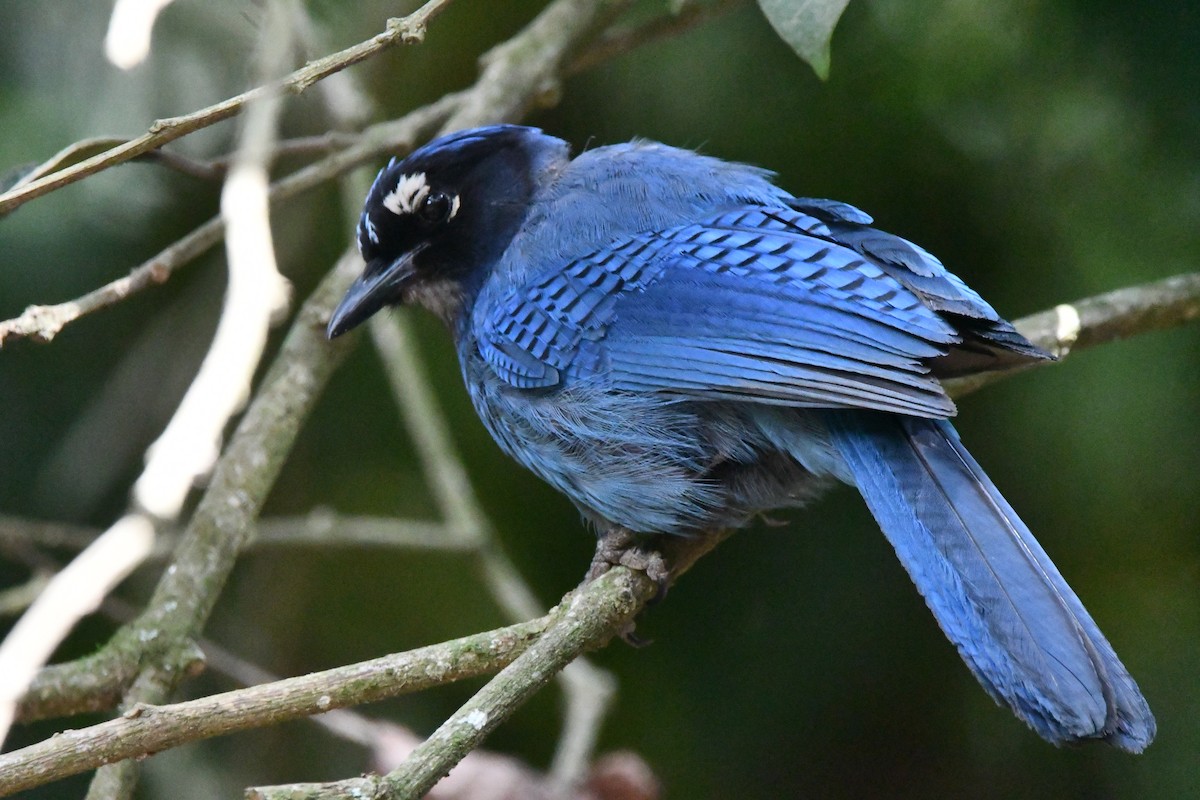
[382,172,430,215]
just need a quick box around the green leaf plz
[756,0,851,80]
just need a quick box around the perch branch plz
[247,530,729,800]
[0,614,552,796]
[245,567,657,800]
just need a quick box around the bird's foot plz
[586,527,670,603]
[586,528,669,648]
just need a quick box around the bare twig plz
[256,512,461,550]
[0,513,463,566]
[253,529,730,800]
[0,0,455,217]
[0,574,51,617]
[3,138,129,192]
[0,526,723,799]
[247,567,657,800]
[0,552,637,798]
[136,133,362,181]
[549,660,618,791]
[0,94,461,348]
[0,516,99,554]
[568,0,750,75]
[0,613,553,797]
[946,272,1200,396]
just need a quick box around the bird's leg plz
[586,526,670,598]
[585,527,670,648]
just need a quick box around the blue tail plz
[827,411,1155,751]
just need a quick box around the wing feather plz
[477,203,1040,416]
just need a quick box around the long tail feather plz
[826,411,1154,751]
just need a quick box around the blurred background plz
[1,1,1197,797]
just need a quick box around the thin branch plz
[0,0,455,217]
[0,573,52,618]
[190,625,389,750]
[946,272,1200,396]
[0,513,464,571]
[251,530,731,800]
[246,567,657,800]
[548,659,617,790]
[255,512,463,550]
[3,138,129,193]
[137,133,362,181]
[0,516,98,553]
[568,0,750,75]
[0,94,461,347]
[0,614,553,797]
[6,558,636,799]
[0,545,657,798]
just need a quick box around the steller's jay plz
[328,125,1154,751]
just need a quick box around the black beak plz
[327,252,419,339]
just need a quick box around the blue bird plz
[328,125,1155,751]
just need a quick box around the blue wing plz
[478,200,1047,416]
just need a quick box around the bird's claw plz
[587,527,670,603]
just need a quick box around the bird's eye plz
[418,192,452,225]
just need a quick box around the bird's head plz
[327,125,569,338]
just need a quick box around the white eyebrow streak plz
[382,172,430,215]
[449,194,461,219]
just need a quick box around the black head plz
[327,125,569,338]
